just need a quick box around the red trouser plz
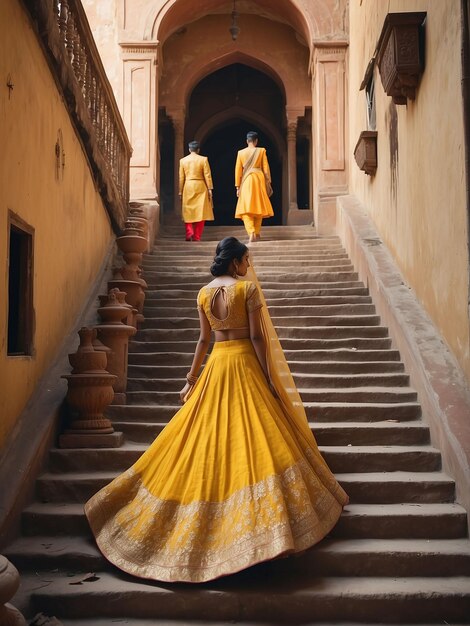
[185,221,205,241]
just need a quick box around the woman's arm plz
[179,308,212,403]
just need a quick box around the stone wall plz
[0,0,114,448]
[348,0,470,381]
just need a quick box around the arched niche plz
[186,64,285,226]
[158,15,310,114]
[143,0,321,48]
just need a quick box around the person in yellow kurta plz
[235,131,274,242]
[85,237,348,583]
[179,141,214,241]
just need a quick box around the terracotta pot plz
[128,215,149,239]
[114,289,138,327]
[0,555,26,625]
[69,327,108,374]
[98,289,130,325]
[62,373,116,432]
[108,279,145,316]
[116,235,147,256]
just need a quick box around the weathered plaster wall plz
[348,0,470,381]
[0,0,114,447]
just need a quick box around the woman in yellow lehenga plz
[85,237,348,583]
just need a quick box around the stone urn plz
[114,289,138,327]
[68,327,108,374]
[60,328,122,448]
[116,229,148,288]
[108,271,145,322]
[97,289,136,399]
[0,555,27,625]
[97,288,130,325]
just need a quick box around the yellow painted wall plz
[349,0,470,380]
[0,0,114,447]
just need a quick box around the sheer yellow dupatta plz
[245,258,316,449]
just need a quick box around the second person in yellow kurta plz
[235,131,274,242]
[179,141,214,241]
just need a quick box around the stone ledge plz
[336,194,470,529]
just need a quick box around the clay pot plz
[108,279,145,317]
[116,234,147,256]
[128,214,149,239]
[122,220,144,237]
[69,327,107,374]
[62,373,116,433]
[0,555,27,625]
[98,289,130,325]
[114,289,138,327]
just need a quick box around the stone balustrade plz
[23,0,132,230]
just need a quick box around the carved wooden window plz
[7,214,34,356]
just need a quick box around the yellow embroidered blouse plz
[197,281,262,331]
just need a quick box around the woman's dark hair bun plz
[210,237,248,277]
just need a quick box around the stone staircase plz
[6,225,470,624]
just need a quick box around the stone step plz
[106,402,422,423]
[144,296,375,310]
[154,240,339,249]
[139,314,383,330]
[45,444,439,474]
[144,266,356,279]
[21,502,468,539]
[35,470,453,505]
[126,372,410,392]
[109,420,429,447]
[145,282,368,295]
[124,386,417,405]
[127,349,402,366]
[145,253,351,265]
[8,537,470,578]
[34,617,465,626]
[127,360,405,377]
[145,287,371,300]
[145,258,354,269]
[127,337,394,353]
[25,571,470,621]
[134,326,390,342]
[140,304,378,319]
[144,271,360,285]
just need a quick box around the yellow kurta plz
[85,280,348,584]
[179,153,214,223]
[235,147,274,218]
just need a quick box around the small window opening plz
[366,74,376,131]
[8,217,34,356]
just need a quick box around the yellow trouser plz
[241,215,262,236]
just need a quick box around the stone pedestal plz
[60,328,122,449]
[97,289,136,402]
[0,555,27,625]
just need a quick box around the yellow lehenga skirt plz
[85,338,348,583]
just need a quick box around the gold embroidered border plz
[85,455,347,583]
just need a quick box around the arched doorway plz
[186,63,285,225]
[202,120,282,226]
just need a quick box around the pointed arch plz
[143,0,328,48]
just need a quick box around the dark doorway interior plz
[202,120,282,226]
[8,218,33,356]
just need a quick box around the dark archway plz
[202,120,282,226]
[187,63,285,225]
